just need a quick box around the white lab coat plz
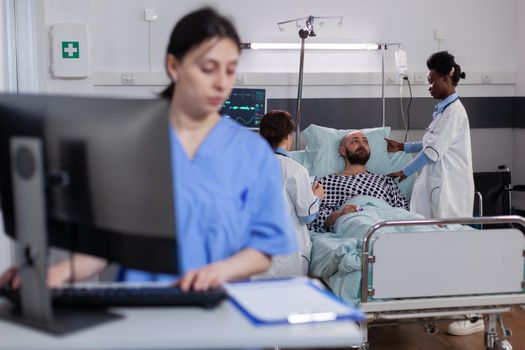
[258,153,318,278]
[410,99,474,218]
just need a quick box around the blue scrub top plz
[121,117,296,282]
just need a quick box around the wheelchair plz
[474,165,525,231]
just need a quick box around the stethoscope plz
[426,96,459,131]
[275,149,289,157]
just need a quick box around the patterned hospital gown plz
[309,172,408,232]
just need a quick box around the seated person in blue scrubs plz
[0,7,296,292]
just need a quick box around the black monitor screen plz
[0,94,178,274]
[220,88,266,129]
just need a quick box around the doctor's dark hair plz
[259,110,295,149]
[426,51,466,86]
[161,7,241,98]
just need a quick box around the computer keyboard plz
[0,283,228,309]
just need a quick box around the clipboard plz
[224,277,365,326]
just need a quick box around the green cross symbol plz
[62,41,79,59]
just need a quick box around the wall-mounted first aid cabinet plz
[50,23,89,78]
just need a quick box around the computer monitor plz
[0,94,178,274]
[220,88,266,129]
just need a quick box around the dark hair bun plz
[259,110,294,149]
[427,51,464,86]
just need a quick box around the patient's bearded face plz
[343,133,370,165]
[346,147,370,165]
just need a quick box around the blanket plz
[309,195,467,305]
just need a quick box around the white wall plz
[31,0,516,99]
[0,0,522,271]
[3,0,524,203]
[37,0,522,174]
[3,0,523,166]
[516,0,525,96]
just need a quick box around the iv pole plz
[278,15,343,150]
[381,44,385,127]
[277,17,401,146]
[295,17,313,151]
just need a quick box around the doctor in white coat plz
[386,51,480,337]
[258,110,325,277]
[386,51,474,219]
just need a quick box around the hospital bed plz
[357,215,525,350]
[306,202,524,350]
[290,125,525,350]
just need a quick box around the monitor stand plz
[0,137,122,335]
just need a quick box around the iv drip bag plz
[395,48,407,75]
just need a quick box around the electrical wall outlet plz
[385,73,396,85]
[121,72,135,85]
[405,73,414,84]
[144,9,158,22]
[434,29,446,40]
[414,72,427,84]
[481,73,492,84]
[234,73,245,85]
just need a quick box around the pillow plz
[388,150,417,200]
[301,124,416,199]
[289,150,306,165]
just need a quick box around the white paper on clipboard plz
[224,277,364,325]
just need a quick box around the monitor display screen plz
[0,94,178,274]
[220,88,266,129]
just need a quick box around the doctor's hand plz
[388,170,407,182]
[312,181,325,199]
[385,138,404,152]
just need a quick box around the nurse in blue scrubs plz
[1,7,296,292]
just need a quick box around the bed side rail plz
[360,215,525,303]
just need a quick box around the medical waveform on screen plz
[221,88,266,128]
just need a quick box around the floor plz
[366,309,525,350]
[295,308,525,350]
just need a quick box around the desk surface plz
[0,300,362,349]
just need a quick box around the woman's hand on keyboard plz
[175,248,271,292]
[176,261,228,292]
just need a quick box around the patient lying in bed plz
[309,194,469,305]
[309,131,408,233]
[306,131,468,305]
